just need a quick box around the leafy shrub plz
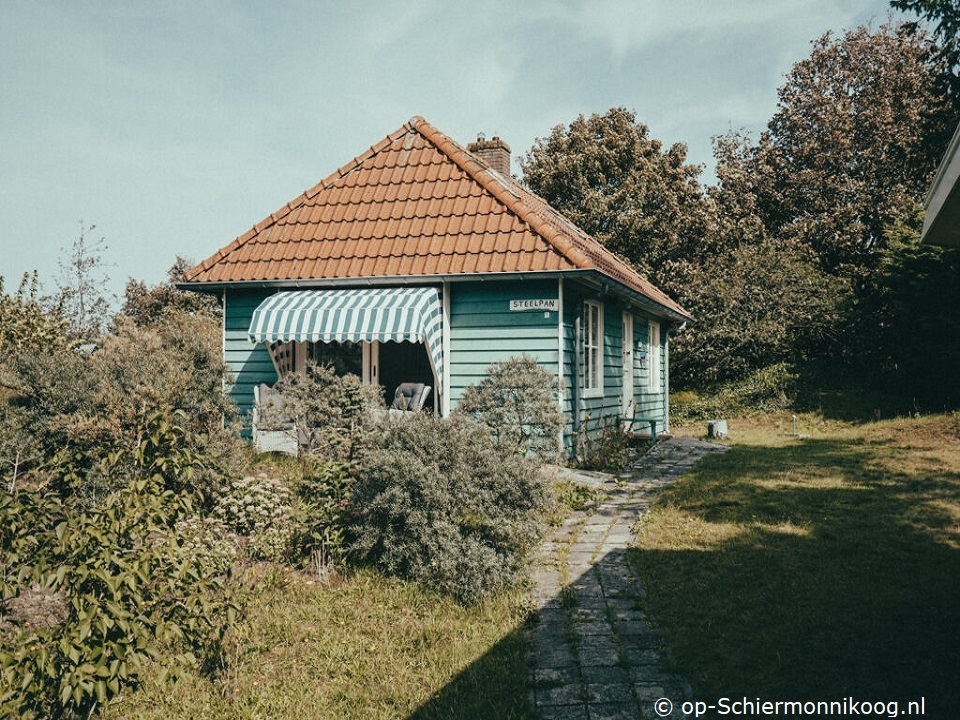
[574,414,632,473]
[0,480,237,719]
[350,414,549,604]
[553,479,603,512]
[0,272,70,354]
[259,363,381,460]
[670,363,797,424]
[293,458,358,565]
[454,355,565,461]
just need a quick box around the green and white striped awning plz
[248,287,443,379]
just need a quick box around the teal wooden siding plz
[561,282,669,449]
[448,279,560,407]
[224,289,277,427]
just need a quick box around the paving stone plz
[580,664,630,684]
[536,643,578,668]
[538,682,586,706]
[531,438,726,719]
[539,705,589,720]
[584,683,635,705]
[621,647,661,667]
[535,666,580,687]
[576,644,620,667]
[588,701,643,720]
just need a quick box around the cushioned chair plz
[253,383,299,455]
[390,383,431,412]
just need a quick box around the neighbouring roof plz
[923,119,960,247]
[183,116,690,320]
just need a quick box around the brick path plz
[530,437,729,720]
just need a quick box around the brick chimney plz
[467,134,511,177]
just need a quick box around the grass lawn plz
[629,413,960,714]
[100,566,534,720]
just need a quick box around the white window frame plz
[648,320,661,392]
[583,300,604,397]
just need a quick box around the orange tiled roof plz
[184,116,689,319]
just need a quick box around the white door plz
[621,311,634,420]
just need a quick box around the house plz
[179,116,691,449]
[922,119,960,247]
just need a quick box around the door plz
[621,311,634,421]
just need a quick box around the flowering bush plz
[213,474,294,561]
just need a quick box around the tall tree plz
[891,0,960,99]
[55,221,114,341]
[519,107,712,282]
[744,22,954,273]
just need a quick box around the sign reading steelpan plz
[509,299,559,312]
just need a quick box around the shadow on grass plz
[628,439,960,714]
[404,619,535,720]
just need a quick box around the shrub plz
[259,363,381,460]
[350,414,549,604]
[454,354,565,461]
[213,474,294,562]
[293,458,358,565]
[574,414,632,473]
[671,363,797,424]
[0,480,237,719]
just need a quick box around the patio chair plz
[252,383,299,455]
[390,382,431,413]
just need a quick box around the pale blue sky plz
[1,0,897,298]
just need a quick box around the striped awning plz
[247,287,443,380]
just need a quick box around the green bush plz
[454,355,565,461]
[0,480,237,719]
[574,414,632,473]
[350,414,549,604]
[293,458,358,565]
[671,363,797,424]
[260,363,381,460]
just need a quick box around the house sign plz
[509,299,559,312]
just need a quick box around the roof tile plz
[184,116,688,318]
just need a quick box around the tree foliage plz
[0,272,70,354]
[892,0,960,99]
[737,22,954,272]
[121,257,220,327]
[55,221,114,341]
[520,107,713,281]
[454,355,565,461]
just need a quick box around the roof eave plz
[922,119,960,247]
[176,268,692,324]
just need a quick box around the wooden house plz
[179,116,691,448]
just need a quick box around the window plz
[584,300,603,396]
[648,321,661,392]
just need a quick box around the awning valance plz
[247,287,443,380]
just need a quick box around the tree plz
[520,107,713,281]
[669,239,851,386]
[891,0,960,99]
[743,22,954,273]
[55,221,114,341]
[121,257,220,327]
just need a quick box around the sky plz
[1,0,899,301]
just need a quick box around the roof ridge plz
[408,116,592,269]
[184,121,419,282]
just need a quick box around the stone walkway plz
[530,437,729,720]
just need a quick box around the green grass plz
[100,566,535,720]
[630,413,960,714]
